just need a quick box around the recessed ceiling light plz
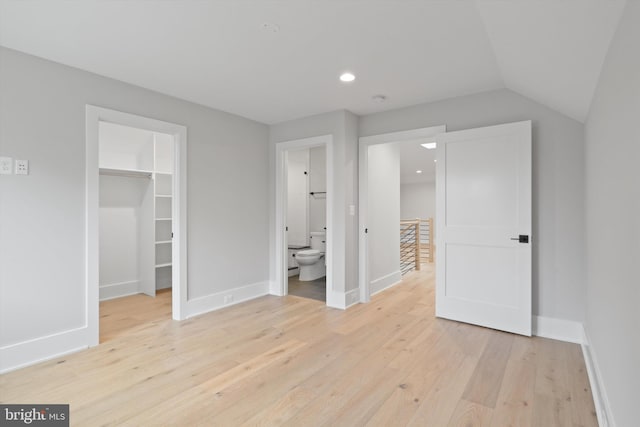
[421,142,437,150]
[339,72,356,82]
[416,170,423,174]
[260,22,280,33]
[434,159,437,162]
[372,95,386,103]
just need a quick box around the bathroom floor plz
[288,275,326,302]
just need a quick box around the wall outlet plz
[224,294,234,304]
[0,157,13,175]
[15,160,29,175]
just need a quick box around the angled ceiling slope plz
[0,0,626,124]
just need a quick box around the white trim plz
[0,327,88,374]
[99,280,140,301]
[185,281,270,319]
[86,105,189,351]
[344,289,360,308]
[582,326,615,427]
[370,270,403,296]
[531,315,584,344]
[358,125,446,303]
[274,135,335,308]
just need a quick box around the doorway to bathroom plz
[274,135,333,306]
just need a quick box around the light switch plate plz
[15,160,29,175]
[0,157,13,175]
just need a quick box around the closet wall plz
[98,122,174,300]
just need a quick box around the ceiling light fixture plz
[339,72,356,82]
[416,170,423,174]
[421,142,437,149]
[260,22,280,33]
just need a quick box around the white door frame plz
[274,135,333,304]
[85,105,188,346]
[358,125,446,303]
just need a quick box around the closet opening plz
[98,123,174,341]
[86,106,188,347]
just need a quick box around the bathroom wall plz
[308,146,327,234]
[286,149,309,247]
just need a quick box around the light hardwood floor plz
[0,265,597,426]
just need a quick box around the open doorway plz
[359,121,532,336]
[358,126,445,302]
[97,123,174,341]
[86,106,187,347]
[274,135,334,306]
[285,146,328,302]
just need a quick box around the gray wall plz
[401,182,436,221]
[0,47,270,346]
[360,89,586,322]
[584,3,640,426]
[367,143,401,286]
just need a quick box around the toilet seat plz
[297,249,321,257]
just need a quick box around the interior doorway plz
[358,126,446,303]
[359,121,532,336]
[85,106,188,347]
[274,135,334,306]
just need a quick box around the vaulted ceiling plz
[0,0,626,124]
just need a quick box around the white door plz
[435,121,531,336]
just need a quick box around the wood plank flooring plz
[0,265,598,426]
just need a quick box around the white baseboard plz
[344,289,360,308]
[99,280,139,301]
[370,270,402,296]
[0,327,88,374]
[186,281,270,319]
[327,288,360,310]
[582,326,615,427]
[532,315,584,344]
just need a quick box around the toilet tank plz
[310,232,326,252]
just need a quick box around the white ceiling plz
[398,141,437,185]
[0,0,626,124]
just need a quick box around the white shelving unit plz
[153,134,174,291]
[99,122,174,298]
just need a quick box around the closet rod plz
[99,168,152,179]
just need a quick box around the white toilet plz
[296,231,326,281]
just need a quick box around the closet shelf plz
[99,168,153,178]
[156,263,172,268]
[155,240,172,245]
[155,218,172,221]
[155,194,172,198]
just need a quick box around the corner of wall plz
[581,324,617,427]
